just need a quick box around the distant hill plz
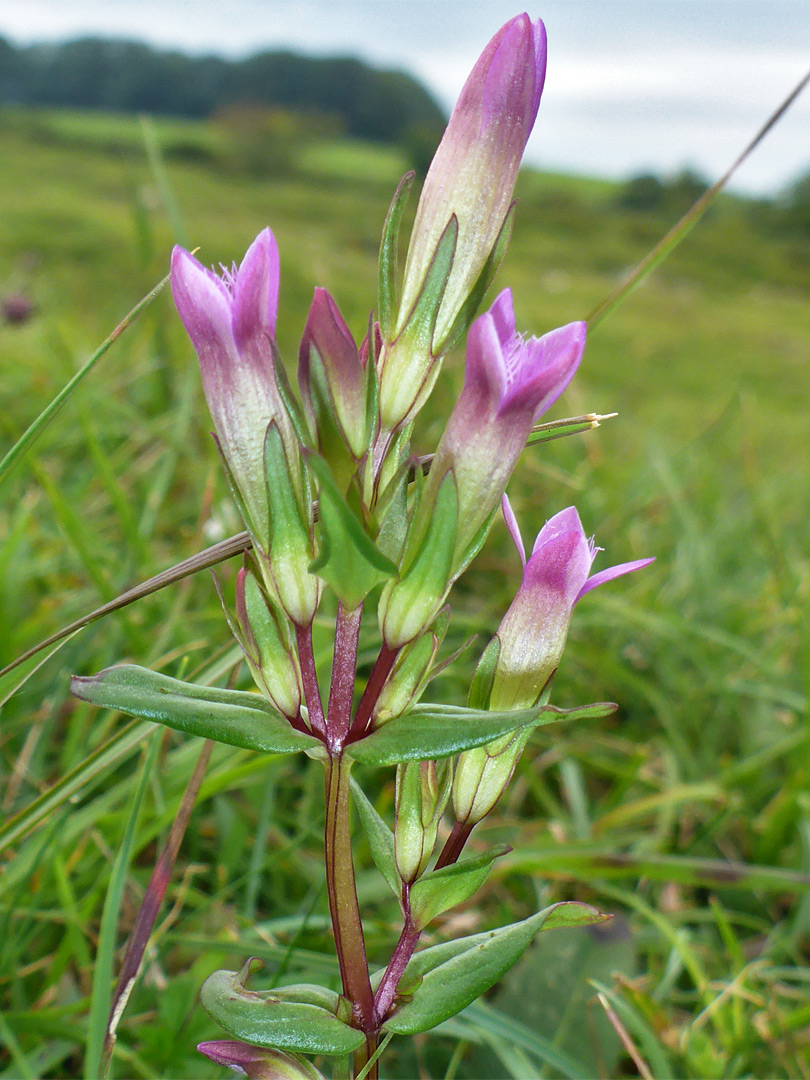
[0,35,446,145]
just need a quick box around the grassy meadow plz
[1,106,809,1079]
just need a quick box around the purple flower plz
[491,500,654,709]
[197,1040,324,1079]
[397,13,547,348]
[299,288,367,460]
[427,289,586,559]
[171,229,293,545]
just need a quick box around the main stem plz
[324,754,376,1035]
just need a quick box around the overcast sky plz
[2,0,809,195]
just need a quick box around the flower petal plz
[502,321,586,418]
[170,245,234,361]
[576,557,655,602]
[501,494,526,565]
[232,227,280,352]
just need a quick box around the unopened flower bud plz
[378,473,458,648]
[235,567,302,719]
[372,630,439,726]
[299,288,368,468]
[197,1040,324,1080]
[395,760,452,883]
[378,14,548,431]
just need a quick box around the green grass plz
[1,105,809,1079]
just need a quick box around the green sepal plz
[346,700,616,767]
[70,665,324,758]
[467,636,501,711]
[350,777,399,896]
[380,902,610,1034]
[272,346,316,450]
[379,473,458,648]
[200,959,365,1056]
[362,311,381,457]
[436,201,516,355]
[263,422,320,625]
[211,568,252,661]
[409,845,509,929]
[453,505,498,579]
[396,214,458,357]
[264,422,310,536]
[305,347,356,479]
[308,453,397,610]
[379,171,415,341]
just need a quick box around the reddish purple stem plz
[373,821,476,1022]
[348,643,399,740]
[327,603,363,750]
[294,622,326,738]
[373,893,420,1021]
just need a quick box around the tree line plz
[0,35,446,145]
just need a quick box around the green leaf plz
[378,171,414,340]
[70,665,323,757]
[200,961,365,1056]
[308,453,397,610]
[346,700,616,767]
[410,846,509,928]
[350,778,399,896]
[381,902,610,1034]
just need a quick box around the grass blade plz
[0,276,168,487]
[84,730,162,1080]
[0,531,251,684]
[587,66,810,330]
[0,631,79,708]
[0,720,150,854]
[100,740,214,1076]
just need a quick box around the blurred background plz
[1,2,809,1078]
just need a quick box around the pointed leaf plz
[379,171,414,340]
[346,700,616,767]
[71,665,323,757]
[410,845,509,928]
[308,453,397,610]
[350,778,399,896]
[381,902,610,1034]
[200,963,365,1056]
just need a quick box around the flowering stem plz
[373,886,420,1022]
[327,603,363,750]
[348,644,399,740]
[373,824,476,1023]
[324,754,376,1037]
[294,622,326,738]
[434,819,475,869]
